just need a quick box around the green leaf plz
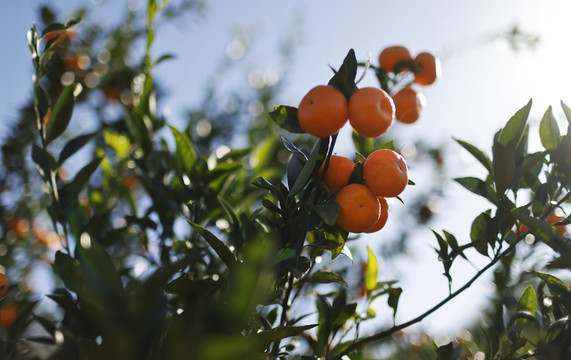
[188,221,237,268]
[103,129,131,158]
[268,105,304,134]
[59,158,102,210]
[435,342,453,360]
[366,246,378,293]
[170,125,197,173]
[303,270,348,287]
[454,138,493,175]
[517,285,537,315]
[32,143,57,180]
[313,199,340,226]
[512,212,567,247]
[560,100,571,128]
[251,176,283,200]
[289,137,329,197]
[58,132,97,166]
[454,177,498,204]
[45,83,76,145]
[498,99,532,150]
[254,324,317,345]
[539,106,561,150]
[281,136,308,162]
[388,287,403,320]
[41,23,66,37]
[470,212,496,257]
[492,141,515,195]
[328,49,358,100]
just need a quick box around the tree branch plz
[332,242,518,359]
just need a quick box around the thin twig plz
[331,241,519,359]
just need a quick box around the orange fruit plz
[520,212,567,235]
[297,85,348,138]
[365,197,389,233]
[547,212,567,234]
[413,52,441,86]
[348,87,395,138]
[363,149,408,197]
[378,46,413,73]
[318,155,355,194]
[335,184,381,233]
[0,274,8,299]
[392,87,426,124]
[0,305,19,329]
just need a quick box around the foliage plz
[0,1,569,360]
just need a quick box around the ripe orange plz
[318,155,355,194]
[335,184,381,233]
[365,197,389,233]
[297,85,348,138]
[378,46,413,73]
[348,87,395,138]
[363,149,408,197]
[0,305,19,329]
[413,52,441,86]
[392,87,426,124]
[520,212,567,235]
[0,274,8,299]
[547,212,567,234]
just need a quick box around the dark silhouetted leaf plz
[498,99,532,150]
[454,177,498,204]
[32,143,57,180]
[58,132,97,165]
[188,221,237,268]
[492,141,515,195]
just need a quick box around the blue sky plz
[2,0,571,339]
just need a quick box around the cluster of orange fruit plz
[379,45,440,125]
[294,46,440,234]
[297,46,440,140]
[318,149,408,234]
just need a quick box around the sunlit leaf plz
[539,106,561,150]
[268,105,304,133]
[170,125,197,173]
[45,83,76,145]
[366,246,378,293]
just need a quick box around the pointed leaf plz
[58,132,97,165]
[366,246,378,293]
[304,270,348,287]
[45,83,76,144]
[170,125,196,173]
[188,221,237,268]
[454,138,493,175]
[454,177,498,204]
[269,105,304,133]
[539,106,560,150]
[255,324,317,345]
[32,143,57,180]
[492,141,515,195]
[498,99,532,150]
[328,49,358,100]
[517,285,537,314]
[289,137,329,197]
[561,100,571,128]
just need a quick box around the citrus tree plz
[0,1,569,359]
